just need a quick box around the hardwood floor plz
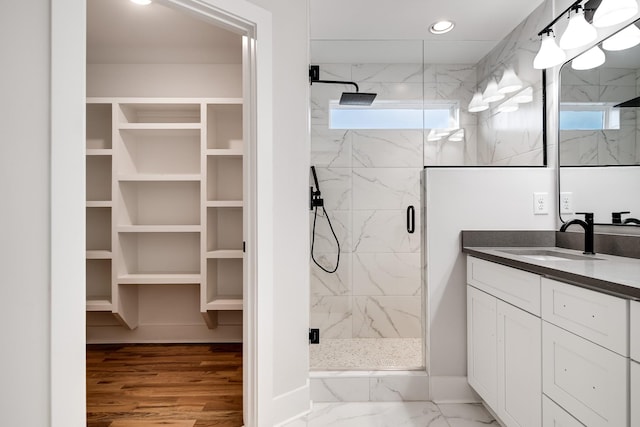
[87,344,243,427]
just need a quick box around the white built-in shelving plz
[85,98,244,330]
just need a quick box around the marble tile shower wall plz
[475,0,549,166]
[310,63,476,341]
[560,67,640,165]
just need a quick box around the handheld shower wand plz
[310,166,340,273]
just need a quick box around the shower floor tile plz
[310,338,424,370]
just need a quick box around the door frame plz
[50,0,273,425]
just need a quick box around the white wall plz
[246,0,312,423]
[0,1,52,425]
[425,168,555,383]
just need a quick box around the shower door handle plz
[406,205,415,234]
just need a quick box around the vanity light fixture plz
[482,79,505,103]
[467,92,489,112]
[497,68,524,94]
[571,45,606,70]
[603,23,640,50]
[130,0,152,4]
[533,30,567,69]
[512,86,533,104]
[559,5,598,50]
[593,0,639,28]
[429,20,455,35]
[448,129,465,142]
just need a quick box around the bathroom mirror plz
[558,18,640,226]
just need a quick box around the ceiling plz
[310,0,546,64]
[87,0,242,64]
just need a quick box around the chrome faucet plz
[560,212,595,255]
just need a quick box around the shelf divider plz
[118,273,201,285]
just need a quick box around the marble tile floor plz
[310,338,423,370]
[283,402,500,427]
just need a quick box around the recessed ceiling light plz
[130,0,152,5]
[430,20,455,35]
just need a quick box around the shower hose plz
[311,204,340,274]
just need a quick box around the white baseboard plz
[273,381,311,426]
[429,376,481,403]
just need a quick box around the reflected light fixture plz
[468,92,489,112]
[603,24,640,51]
[482,79,505,103]
[427,129,442,142]
[571,45,606,70]
[131,0,152,4]
[593,0,639,28]
[497,68,524,94]
[497,99,519,113]
[430,20,455,34]
[513,86,533,104]
[534,30,567,69]
[559,5,597,50]
[448,129,465,142]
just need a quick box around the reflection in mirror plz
[559,19,640,226]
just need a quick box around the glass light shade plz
[571,45,606,70]
[448,129,465,142]
[427,130,442,142]
[534,32,567,69]
[560,8,598,50]
[513,86,533,103]
[603,24,640,51]
[468,92,489,112]
[497,68,524,94]
[497,100,519,113]
[482,79,505,103]
[593,0,638,28]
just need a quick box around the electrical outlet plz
[533,192,549,215]
[560,192,573,214]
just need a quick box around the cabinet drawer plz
[541,278,628,356]
[467,257,541,316]
[631,301,640,362]
[632,361,640,427]
[542,322,628,427]
[542,395,585,427]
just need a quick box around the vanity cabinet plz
[467,257,542,427]
[631,301,640,427]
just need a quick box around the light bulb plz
[603,24,640,51]
[593,0,638,28]
[468,92,489,112]
[534,31,567,69]
[482,79,505,103]
[572,45,606,70]
[560,7,598,50]
[497,68,524,94]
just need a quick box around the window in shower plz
[329,100,459,130]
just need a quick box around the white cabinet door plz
[467,285,497,409]
[542,322,628,427]
[631,301,640,362]
[497,300,541,427]
[542,395,585,427]
[632,361,640,427]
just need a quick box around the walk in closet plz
[86,0,244,343]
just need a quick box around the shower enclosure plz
[309,40,479,371]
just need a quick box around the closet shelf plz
[86,149,113,156]
[117,225,201,233]
[86,250,113,260]
[86,201,113,208]
[207,250,243,259]
[207,200,243,208]
[117,123,202,131]
[86,299,113,312]
[205,298,243,311]
[118,273,201,285]
[207,148,243,157]
[117,174,201,182]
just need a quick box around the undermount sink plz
[498,249,603,262]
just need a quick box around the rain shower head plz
[309,65,377,106]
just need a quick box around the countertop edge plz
[463,247,640,301]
